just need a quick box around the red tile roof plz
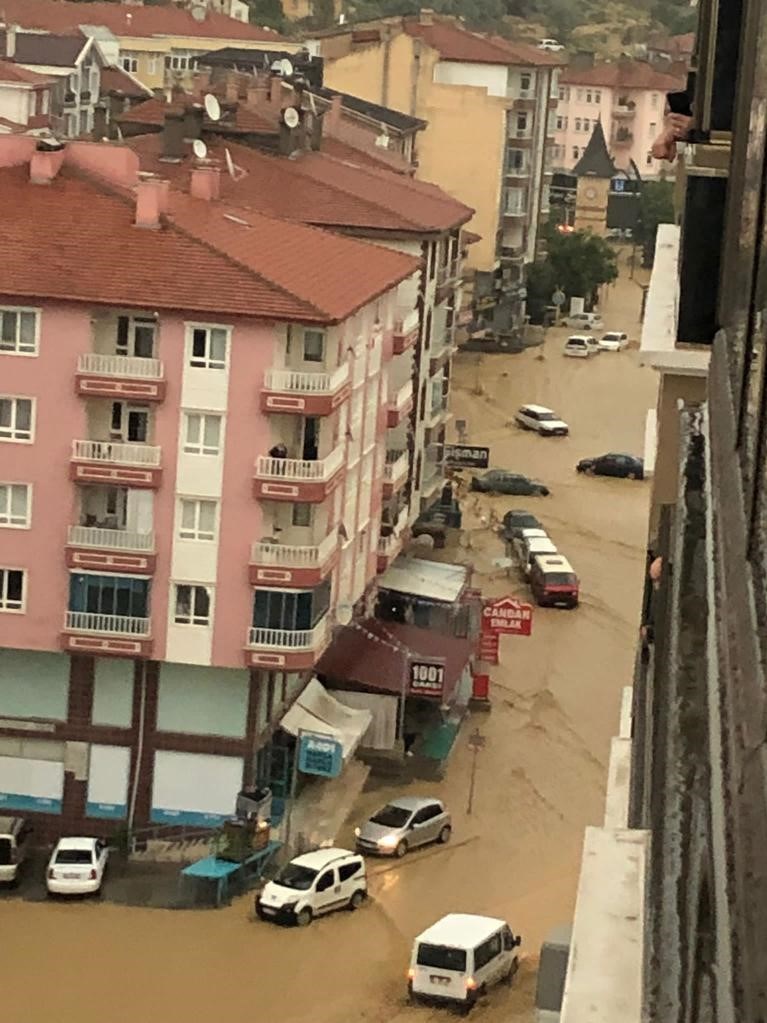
[561,60,685,90]
[322,136,410,174]
[404,19,560,67]
[0,0,283,41]
[118,94,277,135]
[125,133,473,234]
[100,65,153,99]
[0,60,54,85]
[0,161,418,323]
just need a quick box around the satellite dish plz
[375,132,389,149]
[413,534,435,548]
[204,93,221,122]
[283,107,300,130]
[191,5,206,21]
[280,58,294,78]
[336,604,353,626]
[192,139,207,159]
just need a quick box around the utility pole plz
[466,728,486,815]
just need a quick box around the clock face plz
[585,186,597,200]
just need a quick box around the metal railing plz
[393,309,419,336]
[68,525,155,552]
[384,449,409,481]
[389,380,413,411]
[251,531,337,567]
[64,611,150,636]
[247,617,328,650]
[72,439,161,467]
[78,353,164,379]
[263,364,349,394]
[254,443,344,481]
[505,199,527,216]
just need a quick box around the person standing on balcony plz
[269,442,288,475]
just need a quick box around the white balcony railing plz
[67,525,155,552]
[64,611,150,636]
[78,353,164,379]
[384,449,409,481]
[505,200,527,217]
[255,443,344,481]
[263,363,349,395]
[247,617,329,650]
[72,440,161,467]
[251,531,337,567]
[394,308,419,336]
[389,380,413,411]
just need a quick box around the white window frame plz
[574,118,581,132]
[121,54,139,73]
[147,55,158,76]
[183,412,222,456]
[173,583,212,626]
[187,323,230,370]
[0,483,31,528]
[0,306,40,356]
[302,329,325,364]
[595,90,601,103]
[0,396,34,443]
[178,498,217,541]
[0,567,25,612]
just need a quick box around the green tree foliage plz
[247,0,287,30]
[526,226,618,321]
[634,179,675,266]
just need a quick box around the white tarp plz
[329,690,398,750]
[281,678,372,759]
[377,556,468,603]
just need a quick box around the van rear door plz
[413,942,469,1001]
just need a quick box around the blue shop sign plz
[298,731,343,778]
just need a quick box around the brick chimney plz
[135,175,169,229]
[190,162,221,201]
[6,24,17,60]
[225,74,239,103]
[325,93,342,132]
[182,103,204,141]
[247,80,268,109]
[192,69,211,95]
[270,75,283,109]
[419,8,435,24]
[160,111,185,162]
[30,140,66,184]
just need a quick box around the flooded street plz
[4,267,657,1023]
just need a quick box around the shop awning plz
[377,556,468,604]
[280,678,371,760]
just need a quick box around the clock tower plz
[573,121,616,236]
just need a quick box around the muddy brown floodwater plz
[3,263,657,1023]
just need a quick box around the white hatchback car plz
[46,837,109,896]
[565,311,604,331]
[564,334,598,358]
[598,331,629,352]
[514,404,569,436]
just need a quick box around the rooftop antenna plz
[203,93,221,122]
[116,125,124,142]
[192,138,208,160]
[224,146,246,181]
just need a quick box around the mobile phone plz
[667,91,692,116]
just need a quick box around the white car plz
[564,311,604,331]
[538,38,565,51]
[46,836,109,896]
[598,331,629,352]
[515,403,569,436]
[564,334,598,358]
[255,848,367,926]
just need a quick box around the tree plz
[247,0,286,31]
[633,179,674,267]
[533,225,619,308]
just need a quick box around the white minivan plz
[408,913,521,1009]
[256,847,367,926]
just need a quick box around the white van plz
[255,847,366,926]
[408,913,521,1009]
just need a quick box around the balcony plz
[61,610,152,658]
[430,332,456,375]
[506,162,530,181]
[613,130,634,148]
[66,525,156,574]
[70,439,162,489]
[253,442,345,503]
[504,199,527,219]
[383,448,409,498]
[425,397,449,431]
[377,506,409,572]
[613,102,636,119]
[249,531,339,587]
[260,364,351,416]
[392,309,420,354]
[420,463,444,503]
[245,616,330,670]
[76,353,166,402]
[63,91,76,107]
[511,90,536,111]
[387,380,414,427]
[508,127,532,142]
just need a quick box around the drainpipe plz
[127,660,147,838]
[410,39,421,118]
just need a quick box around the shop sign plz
[409,659,446,698]
[444,444,490,469]
[477,631,499,664]
[482,596,533,636]
[298,731,343,778]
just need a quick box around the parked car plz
[256,848,367,926]
[501,509,542,541]
[598,331,629,352]
[517,535,558,577]
[408,913,521,1009]
[565,311,604,331]
[563,334,598,358]
[356,797,451,858]
[529,554,580,608]
[46,836,109,896]
[576,453,644,479]
[538,38,565,51]
[471,470,550,496]
[515,404,569,437]
[0,816,32,886]
[412,497,462,549]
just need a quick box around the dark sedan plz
[471,471,550,496]
[501,509,542,541]
[576,453,644,480]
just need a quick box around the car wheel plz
[438,825,452,844]
[395,840,408,858]
[349,889,366,910]
[296,907,313,927]
[539,487,550,496]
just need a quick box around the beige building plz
[309,12,562,335]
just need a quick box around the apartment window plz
[147,56,158,76]
[0,397,33,442]
[179,499,217,541]
[506,148,525,172]
[252,580,330,631]
[0,568,24,612]
[651,92,659,108]
[0,308,38,355]
[586,91,592,103]
[520,72,532,93]
[42,90,50,115]
[111,402,149,443]
[582,119,590,133]
[174,584,211,626]
[166,52,196,71]
[573,146,580,159]
[646,152,654,166]
[303,330,325,363]
[0,484,30,528]
[595,90,601,103]
[183,413,222,456]
[117,315,155,358]
[650,121,657,135]
[577,89,583,101]
[558,86,569,101]
[516,112,528,134]
[121,55,139,74]
[69,573,149,619]
[190,325,228,369]
[556,115,567,131]
[292,503,312,527]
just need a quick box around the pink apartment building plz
[553,59,685,178]
[0,135,419,836]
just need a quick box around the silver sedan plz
[354,796,451,858]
